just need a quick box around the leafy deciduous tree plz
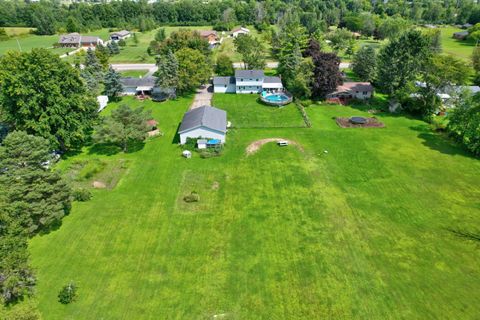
[234,34,266,69]
[351,45,377,82]
[215,54,234,76]
[175,48,212,94]
[0,49,97,150]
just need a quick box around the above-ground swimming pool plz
[260,91,293,106]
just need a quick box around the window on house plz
[225,85,227,88]
[363,91,368,95]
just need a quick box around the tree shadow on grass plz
[87,141,146,156]
[416,131,475,158]
[446,228,480,243]
[171,122,181,144]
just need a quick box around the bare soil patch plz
[336,117,385,128]
[246,138,304,155]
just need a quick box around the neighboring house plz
[213,70,284,94]
[213,76,236,93]
[178,106,227,144]
[110,30,131,41]
[232,27,250,37]
[120,76,157,95]
[453,31,469,40]
[461,23,473,29]
[199,30,218,44]
[58,33,103,48]
[327,82,374,100]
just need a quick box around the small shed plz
[453,31,469,40]
[182,150,192,158]
[197,139,208,149]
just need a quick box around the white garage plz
[178,106,227,144]
[213,76,236,93]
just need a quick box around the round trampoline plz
[349,116,367,124]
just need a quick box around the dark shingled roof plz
[120,76,157,88]
[263,76,282,84]
[213,76,235,85]
[235,70,264,78]
[179,106,227,134]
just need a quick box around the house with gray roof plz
[178,106,227,144]
[110,30,131,41]
[58,33,103,48]
[213,70,284,94]
[120,76,157,95]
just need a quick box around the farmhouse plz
[453,31,469,40]
[58,33,103,48]
[178,106,227,144]
[199,30,218,44]
[110,30,131,41]
[327,82,374,100]
[232,27,250,37]
[213,70,284,94]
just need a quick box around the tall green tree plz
[215,54,234,76]
[234,34,266,69]
[103,67,123,100]
[94,105,151,152]
[377,30,431,96]
[155,28,166,42]
[351,45,377,82]
[175,48,212,94]
[0,131,71,236]
[95,44,110,70]
[448,97,480,156]
[305,39,342,99]
[66,16,81,33]
[155,50,179,89]
[0,49,98,150]
[326,28,353,52]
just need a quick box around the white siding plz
[214,83,236,93]
[122,87,137,95]
[179,127,226,144]
[236,85,262,94]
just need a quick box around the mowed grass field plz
[27,94,480,319]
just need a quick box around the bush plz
[199,146,223,158]
[72,188,92,202]
[183,191,200,203]
[58,282,77,304]
[118,39,126,47]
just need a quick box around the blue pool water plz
[264,94,289,102]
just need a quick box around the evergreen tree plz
[66,16,80,33]
[155,50,179,89]
[155,28,166,42]
[108,41,120,55]
[351,46,377,82]
[0,49,98,150]
[82,48,103,93]
[0,131,71,236]
[94,105,152,152]
[103,67,123,100]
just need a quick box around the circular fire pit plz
[349,116,367,124]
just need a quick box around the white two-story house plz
[213,70,283,94]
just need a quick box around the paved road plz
[190,85,213,109]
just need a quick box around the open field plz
[27,93,480,319]
[438,26,475,62]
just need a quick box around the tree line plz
[1,0,480,36]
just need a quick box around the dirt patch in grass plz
[246,138,304,155]
[336,117,385,128]
[62,158,130,190]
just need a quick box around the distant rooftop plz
[235,70,264,78]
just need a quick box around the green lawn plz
[26,94,480,319]
[213,94,306,128]
[118,69,149,78]
[438,26,476,62]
